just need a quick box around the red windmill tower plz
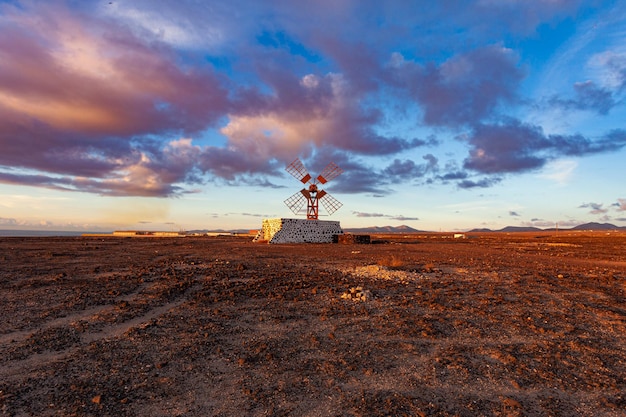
[284,158,343,220]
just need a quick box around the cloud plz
[352,211,418,221]
[0,4,228,135]
[509,211,521,217]
[240,212,270,218]
[382,155,438,182]
[458,177,502,189]
[614,198,626,211]
[0,2,230,196]
[578,202,608,215]
[0,0,622,201]
[549,81,617,115]
[588,50,626,90]
[389,215,419,221]
[462,121,548,173]
[462,119,626,174]
[226,72,425,158]
[326,163,390,196]
[0,217,18,226]
[98,0,236,50]
[436,170,469,182]
[390,45,524,126]
[0,139,206,196]
[302,149,392,196]
[352,211,386,218]
[300,151,441,196]
[538,159,577,184]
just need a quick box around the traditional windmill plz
[252,158,345,243]
[284,158,343,219]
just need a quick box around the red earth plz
[1,231,625,416]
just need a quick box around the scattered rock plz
[342,264,423,283]
[341,286,372,301]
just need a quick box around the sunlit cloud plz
[353,211,385,218]
[351,211,418,221]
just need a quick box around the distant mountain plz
[344,225,423,233]
[570,222,625,231]
[468,222,626,233]
[467,226,542,233]
[498,226,543,232]
[190,222,626,236]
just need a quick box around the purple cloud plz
[0,3,229,196]
[382,154,438,181]
[390,45,524,126]
[579,202,608,215]
[549,81,617,115]
[463,119,626,174]
[458,177,502,189]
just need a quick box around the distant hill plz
[570,222,625,231]
[469,226,543,232]
[191,222,626,236]
[344,225,423,233]
[498,226,543,232]
[470,222,626,233]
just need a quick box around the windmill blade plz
[318,191,343,215]
[284,189,308,215]
[316,162,343,184]
[286,158,312,184]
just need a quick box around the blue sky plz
[1,0,625,232]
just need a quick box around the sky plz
[1,0,626,232]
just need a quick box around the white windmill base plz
[253,218,343,243]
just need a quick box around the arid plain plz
[1,232,625,416]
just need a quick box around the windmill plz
[284,158,343,220]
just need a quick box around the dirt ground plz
[1,231,626,416]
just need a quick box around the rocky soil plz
[1,232,626,416]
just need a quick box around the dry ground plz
[1,232,626,416]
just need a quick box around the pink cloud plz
[0,2,229,196]
[0,4,227,136]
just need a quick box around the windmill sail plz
[317,162,343,184]
[286,159,312,184]
[284,190,307,215]
[319,192,343,215]
[284,158,343,219]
